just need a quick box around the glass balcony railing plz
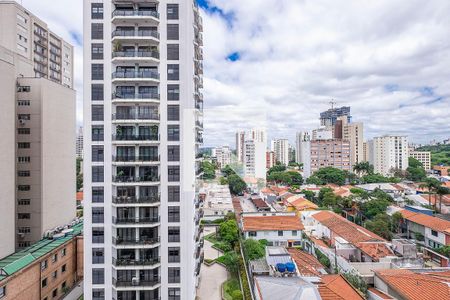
[112,112,159,121]
[112,175,160,183]
[112,93,160,100]
[112,256,160,267]
[112,195,160,204]
[112,51,159,59]
[112,30,159,39]
[112,155,160,163]
[112,71,159,80]
[112,216,160,224]
[112,134,159,141]
[113,277,160,288]
[112,10,159,18]
[112,236,160,246]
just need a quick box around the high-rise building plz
[336,116,364,166]
[308,139,351,175]
[320,106,351,126]
[0,1,76,257]
[83,1,204,299]
[250,128,266,144]
[410,151,431,171]
[363,141,369,162]
[215,146,232,169]
[76,126,84,159]
[235,130,245,163]
[368,136,409,176]
[312,127,333,140]
[266,151,276,169]
[272,139,289,166]
[244,139,266,179]
[295,132,310,166]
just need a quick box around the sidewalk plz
[63,281,83,300]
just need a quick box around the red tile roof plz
[251,197,270,209]
[312,211,385,244]
[356,242,395,261]
[375,269,450,300]
[318,275,365,300]
[368,288,394,299]
[287,248,324,276]
[242,215,304,231]
[76,191,83,201]
[400,209,450,233]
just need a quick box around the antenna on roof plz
[329,99,337,110]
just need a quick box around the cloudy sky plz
[20,0,450,147]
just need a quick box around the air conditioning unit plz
[132,277,139,286]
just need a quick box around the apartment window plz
[18,128,30,135]
[168,186,180,202]
[41,260,48,270]
[167,105,179,121]
[91,23,103,39]
[91,3,104,19]
[62,264,66,273]
[92,187,104,203]
[92,269,105,284]
[167,4,179,20]
[18,142,30,149]
[91,43,104,59]
[92,248,105,264]
[92,166,104,182]
[18,241,30,248]
[249,231,257,237]
[18,213,30,219]
[42,278,47,288]
[18,157,30,163]
[18,227,31,233]
[168,267,180,283]
[18,185,30,191]
[167,64,179,80]
[0,286,5,298]
[168,227,180,242]
[92,227,104,243]
[92,126,104,141]
[292,230,297,236]
[167,44,179,60]
[18,114,30,120]
[168,166,180,182]
[92,145,104,162]
[52,253,58,263]
[17,44,27,52]
[52,289,57,298]
[91,84,104,101]
[61,281,66,289]
[61,248,66,257]
[18,199,30,206]
[18,33,27,42]
[168,288,180,300]
[431,230,438,237]
[168,247,180,262]
[168,206,180,222]
[17,100,30,106]
[92,289,104,300]
[167,24,179,40]
[167,84,180,100]
[17,86,30,92]
[168,145,180,161]
[167,125,180,141]
[92,105,104,121]
[52,270,57,279]
[278,231,284,236]
[18,170,30,177]
[92,207,104,223]
[17,13,27,23]
[91,64,104,80]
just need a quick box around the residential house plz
[283,194,318,213]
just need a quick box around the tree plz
[406,157,426,182]
[391,211,403,234]
[267,171,292,185]
[364,214,393,240]
[287,171,303,185]
[222,165,236,177]
[219,177,228,185]
[227,174,247,195]
[360,197,390,219]
[353,161,374,176]
[243,239,266,260]
[201,161,216,179]
[218,220,239,247]
[305,175,324,185]
[419,178,442,207]
[436,186,450,213]
[301,189,315,201]
[220,251,239,274]
[76,158,83,191]
[267,165,287,175]
[310,167,347,186]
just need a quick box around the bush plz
[213,242,232,253]
[231,290,243,300]
[223,278,242,300]
[219,220,239,246]
[238,256,252,300]
[315,248,331,268]
[243,239,266,260]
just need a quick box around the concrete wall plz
[244,230,302,245]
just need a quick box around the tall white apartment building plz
[215,146,231,169]
[410,151,431,170]
[368,136,409,176]
[0,1,76,257]
[235,130,245,163]
[250,128,266,144]
[244,139,266,179]
[272,139,289,166]
[83,1,204,299]
[295,132,309,165]
[337,116,364,166]
[77,126,84,158]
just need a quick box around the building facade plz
[244,139,266,180]
[76,127,84,159]
[410,151,431,170]
[368,136,408,176]
[83,1,203,299]
[272,139,289,166]
[215,146,231,169]
[338,117,364,166]
[0,1,76,256]
[266,151,275,169]
[235,130,245,163]
[309,139,351,174]
[319,106,351,126]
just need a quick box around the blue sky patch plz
[227,52,241,62]
[197,0,234,27]
[419,86,434,97]
[69,30,82,46]
[384,84,399,92]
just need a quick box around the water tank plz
[285,262,296,272]
[276,263,286,273]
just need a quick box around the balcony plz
[112,112,160,123]
[112,195,160,205]
[113,155,160,163]
[112,9,159,19]
[113,256,160,267]
[112,236,160,246]
[112,175,160,183]
[112,51,159,63]
[112,71,160,83]
[112,134,159,142]
[112,93,160,103]
[113,276,160,288]
[112,29,159,43]
[112,216,160,225]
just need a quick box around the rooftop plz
[0,221,83,280]
[375,269,450,300]
[318,275,365,300]
[254,276,322,300]
[400,209,450,233]
[287,248,326,276]
[356,242,395,261]
[242,215,304,232]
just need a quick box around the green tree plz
[201,161,216,179]
[243,239,266,260]
[222,165,236,177]
[267,164,287,175]
[76,158,83,191]
[391,211,403,234]
[419,177,442,207]
[220,251,239,274]
[436,186,450,213]
[305,175,324,185]
[219,177,228,185]
[231,290,243,300]
[218,220,239,246]
[364,213,393,240]
[287,171,303,185]
[227,174,247,195]
[353,161,374,176]
[267,171,292,185]
[310,167,347,185]
[301,189,315,201]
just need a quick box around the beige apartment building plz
[410,150,431,170]
[0,1,76,256]
[310,139,352,173]
[336,116,364,166]
[368,135,409,176]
